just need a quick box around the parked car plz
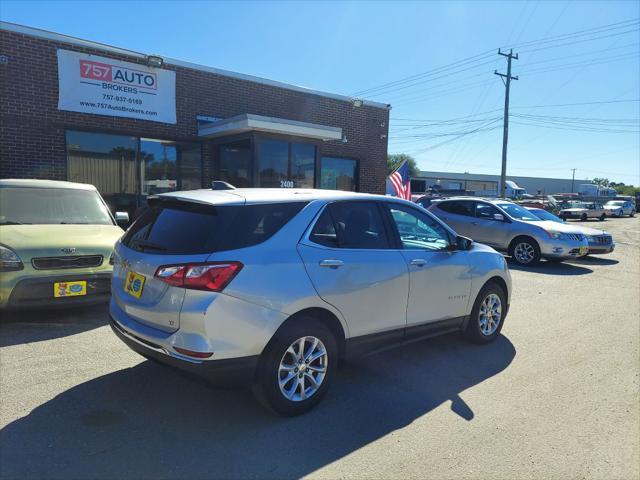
[603,200,636,218]
[525,207,615,255]
[428,197,589,265]
[109,188,511,416]
[0,179,127,308]
[558,201,606,221]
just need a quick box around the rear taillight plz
[154,262,242,292]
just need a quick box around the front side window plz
[309,202,389,249]
[0,187,113,225]
[387,204,451,251]
[437,200,475,217]
[475,202,501,220]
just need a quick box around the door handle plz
[410,258,427,267]
[319,259,344,268]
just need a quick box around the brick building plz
[0,22,390,215]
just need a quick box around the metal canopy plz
[197,114,342,141]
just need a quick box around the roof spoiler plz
[211,181,236,190]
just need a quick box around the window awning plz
[197,113,342,141]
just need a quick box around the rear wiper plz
[131,239,167,252]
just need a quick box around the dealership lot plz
[0,217,638,480]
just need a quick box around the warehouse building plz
[0,22,390,215]
[411,170,585,196]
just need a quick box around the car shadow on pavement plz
[507,260,593,276]
[568,256,619,266]
[0,333,515,480]
[0,303,108,347]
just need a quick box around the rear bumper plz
[109,313,259,387]
[3,273,111,309]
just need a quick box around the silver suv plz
[428,198,590,265]
[110,189,511,416]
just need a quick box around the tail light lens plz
[155,262,242,292]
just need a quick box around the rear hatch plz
[114,196,244,333]
[113,194,307,333]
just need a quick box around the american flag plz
[388,160,412,200]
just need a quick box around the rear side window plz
[437,200,475,217]
[309,201,390,249]
[123,201,306,254]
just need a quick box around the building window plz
[320,156,358,191]
[258,139,290,188]
[291,143,315,188]
[140,138,178,195]
[218,139,253,188]
[66,131,138,196]
[254,138,317,188]
[65,131,202,212]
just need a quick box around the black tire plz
[580,213,588,221]
[464,281,507,344]
[631,210,636,217]
[599,213,605,221]
[252,316,338,416]
[509,236,541,266]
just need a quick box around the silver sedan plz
[109,189,511,416]
[428,198,590,265]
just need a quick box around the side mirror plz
[493,213,504,222]
[114,211,130,226]
[455,235,473,251]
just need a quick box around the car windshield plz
[496,203,540,221]
[528,208,563,223]
[0,187,113,225]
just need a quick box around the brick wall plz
[0,29,389,193]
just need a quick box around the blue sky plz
[2,0,639,185]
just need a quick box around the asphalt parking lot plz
[1,216,638,480]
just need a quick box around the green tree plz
[613,184,640,196]
[387,153,420,177]
[591,177,610,187]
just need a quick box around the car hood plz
[604,205,621,210]
[0,224,124,259]
[528,220,590,234]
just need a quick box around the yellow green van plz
[0,179,126,308]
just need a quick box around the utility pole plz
[571,168,577,193]
[495,49,518,198]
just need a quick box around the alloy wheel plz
[479,293,502,336]
[278,336,328,402]
[513,242,535,264]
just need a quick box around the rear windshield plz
[122,200,307,254]
[0,187,113,226]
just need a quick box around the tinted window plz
[0,187,113,225]
[309,202,389,249]
[219,139,253,188]
[258,140,289,187]
[437,200,475,216]
[123,201,306,254]
[320,157,357,191]
[475,202,500,219]
[309,209,338,248]
[387,204,451,251]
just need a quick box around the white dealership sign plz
[57,49,176,124]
